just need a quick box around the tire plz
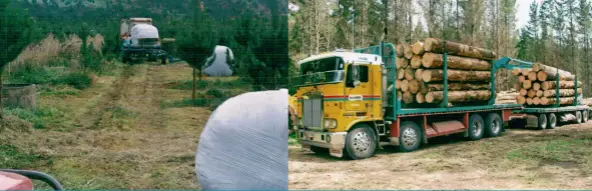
[576,111,583,124]
[583,110,589,122]
[398,121,422,152]
[344,124,377,160]
[468,114,485,140]
[310,146,328,154]
[537,113,547,130]
[547,113,557,129]
[161,58,168,65]
[485,113,502,137]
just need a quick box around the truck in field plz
[120,18,168,64]
[291,42,589,160]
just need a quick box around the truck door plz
[344,63,371,113]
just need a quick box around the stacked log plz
[393,38,494,105]
[496,90,519,104]
[512,63,581,106]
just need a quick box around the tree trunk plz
[527,89,536,98]
[408,80,421,94]
[396,43,404,57]
[402,91,414,104]
[422,69,491,82]
[522,80,532,89]
[410,55,422,68]
[395,79,403,89]
[533,82,541,91]
[540,97,575,105]
[400,80,409,92]
[526,97,533,105]
[533,63,575,81]
[405,67,415,80]
[536,90,543,97]
[415,68,424,80]
[516,96,526,104]
[519,88,527,96]
[533,97,541,105]
[423,38,497,60]
[402,43,413,59]
[416,93,426,103]
[527,71,537,81]
[421,52,491,71]
[396,57,409,69]
[512,69,521,76]
[192,68,197,99]
[424,83,490,91]
[412,41,425,55]
[425,90,491,103]
[541,81,581,90]
[521,68,531,76]
[397,68,405,79]
[543,88,582,97]
[518,75,526,82]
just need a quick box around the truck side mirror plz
[352,64,361,87]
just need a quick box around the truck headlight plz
[324,119,337,129]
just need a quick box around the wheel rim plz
[549,114,556,127]
[577,112,582,122]
[584,111,589,122]
[402,127,418,148]
[491,118,501,134]
[352,131,372,154]
[472,120,483,136]
[540,115,547,128]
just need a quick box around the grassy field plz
[0,61,250,189]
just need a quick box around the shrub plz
[53,72,93,90]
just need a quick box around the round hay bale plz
[2,84,37,109]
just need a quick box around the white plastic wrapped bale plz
[196,89,289,190]
[130,24,159,46]
[203,45,234,77]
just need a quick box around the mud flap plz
[329,148,343,158]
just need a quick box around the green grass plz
[3,107,65,129]
[289,132,299,145]
[0,144,49,169]
[161,88,237,110]
[106,105,138,119]
[170,78,250,90]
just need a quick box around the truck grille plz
[302,98,323,130]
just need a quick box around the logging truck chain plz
[291,38,590,160]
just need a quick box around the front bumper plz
[296,130,347,158]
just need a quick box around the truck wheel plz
[537,114,547,130]
[485,113,502,137]
[468,114,485,140]
[576,111,583,124]
[310,146,328,154]
[547,113,557,129]
[583,110,589,122]
[398,121,422,152]
[345,124,376,160]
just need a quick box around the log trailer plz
[291,42,588,160]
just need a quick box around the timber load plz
[512,63,581,106]
[394,38,496,105]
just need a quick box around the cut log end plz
[410,55,422,68]
[416,93,425,103]
[411,41,425,55]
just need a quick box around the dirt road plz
[289,123,592,189]
[7,63,209,189]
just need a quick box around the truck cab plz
[292,50,385,159]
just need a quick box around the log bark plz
[522,80,532,89]
[412,41,425,55]
[408,80,421,94]
[533,63,575,81]
[405,67,415,80]
[527,71,537,81]
[516,96,526,105]
[416,93,426,103]
[425,90,491,103]
[540,97,575,105]
[519,88,527,96]
[541,81,581,90]
[415,69,424,80]
[396,57,409,69]
[410,55,422,68]
[403,43,413,59]
[421,52,491,71]
[397,68,405,79]
[401,80,410,92]
[424,83,490,91]
[422,69,491,82]
[543,88,582,97]
[533,82,541,91]
[423,38,497,60]
[402,91,415,104]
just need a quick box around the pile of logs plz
[581,98,592,107]
[512,63,581,106]
[392,38,496,105]
[496,90,519,104]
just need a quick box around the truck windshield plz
[292,57,345,87]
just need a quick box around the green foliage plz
[0,144,47,169]
[0,0,35,69]
[53,72,93,90]
[3,107,60,129]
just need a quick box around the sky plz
[516,0,537,29]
